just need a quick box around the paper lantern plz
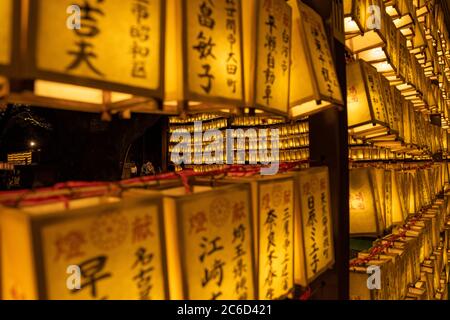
[294,167,334,287]
[242,0,292,116]
[288,0,343,118]
[349,256,394,300]
[155,182,256,300]
[0,192,168,300]
[347,59,390,137]
[345,0,387,54]
[0,0,17,75]
[391,170,408,225]
[350,167,385,236]
[0,0,19,100]
[356,19,399,76]
[6,0,170,115]
[344,0,367,36]
[224,174,296,300]
[165,0,245,114]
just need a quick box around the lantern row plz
[0,0,343,118]
[347,59,447,157]
[168,115,310,168]
[350,163,447,236]
[345,0,450,116]
[350,179,450,300]
[345,1,450,152]
[0,168,333,300]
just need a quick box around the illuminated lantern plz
[294,167,334,287]
[0,0,18,100]
[285,0,343,119]
[415,1,429,18]
[391,170,407,225]
[344,0,367,36]
[349,256,395,300]
[4,0,170,116]
[224,174,296,300]
[350,167,385,236]
[347,59,390,137]
[390,0,414,33]
[356,19,399,76]
[155,182,256,300]
[165,0,245,115]
[241,0,292,116]
[0,192,169,300]
[345,0,387,54]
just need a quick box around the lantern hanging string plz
[0,160,310,207]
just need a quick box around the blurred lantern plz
[347,59,390,137]
[392,0,414,31]
[350,167,385,236]
[345,0,387,54]
[415,1,429,19]
[153,182,256,300]
[4,0,170,116]
[356,19,398,76]
[344,0,367,36]
[0,0,18,100]
[391,169,408,225]
[288,0,343,118]
[0,192,169,300]
[294,167,334,287]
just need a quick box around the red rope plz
[0,161,309,207]
[349,207,433,268]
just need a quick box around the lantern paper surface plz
[294,167,334,287]
[345,0,387,53]
[160,184,256,300]
[350,168,384,236]
[28,0,164,97]
[222,174,296,300]
[183,0,244,105]
[254,0,292,115]
[347,60,389,132]
[288,1,343,118]
[0,193,168,300]
[257,177,295,300]
[0,0,12,68]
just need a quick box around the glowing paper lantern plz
[294,167,334,287]
[13,0,168,114]
[288,0,343,118]
[356,19,399,76]
[350,168,384,236]
[349,256,395,300]
[345,0,387,54]
[157,183,256,300]
[347,60,390,137]
[344,0,367,36]
[0,0,18,99]
[250,0,292,116]
[0,192,168,300]
[392,0,414,31]
[392,170,408,225]
[225,174,295,300]
[165,0,245,114]
[0,0,15,74]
